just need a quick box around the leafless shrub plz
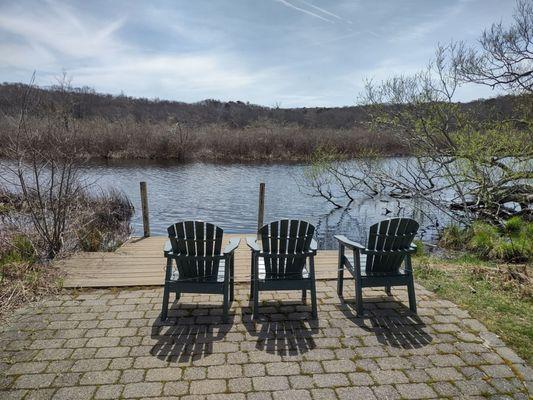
[0,75,133,259]
[0,83,408,162]
[76,189,133,252]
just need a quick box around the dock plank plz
[58,235,340,288]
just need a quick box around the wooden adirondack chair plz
[335,218,419,315]
[246,219,318,320]
[161,221,240,322]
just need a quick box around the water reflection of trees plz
[314,195,444,250]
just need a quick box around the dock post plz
[257,182,265,235]
[140,181,150,237]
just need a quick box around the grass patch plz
[414,255,532,363]
[439,218,532,263]
[1,234,62,321]
[0,261,62,321]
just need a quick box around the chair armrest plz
[246,236,260,252]
[408,243,417,253]
[334,235,365,251]
[163,240,173,256]
[223,237,240,254]
[310,239,318,252]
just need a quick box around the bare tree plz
[0,74,89,259]
[453,0,533,93]
[303,33,532,223]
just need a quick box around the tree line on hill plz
[0,81,525,161]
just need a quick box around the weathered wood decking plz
[58,235,339,288]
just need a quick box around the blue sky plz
[0,0,515,107]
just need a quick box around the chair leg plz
[310,281,318,319]
[161,285,170,321]
[250,256,255,300]
[252,284,259,320]
[385,285,392,296]
[223,285,230,323]
[230,258,235,302]
[407,275,417,313]
[302,289,307,303]
[337,248,344,297]
[355,279,364,316]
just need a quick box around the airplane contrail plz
[274,0,335,23]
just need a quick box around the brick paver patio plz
[0,280,531,399]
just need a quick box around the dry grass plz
[0,117,406,161]
[0,261,63,321]
[0,186,133,320]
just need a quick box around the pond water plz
[81,159,447,249]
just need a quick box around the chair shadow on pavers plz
[241,306,319,356]
[150,303,234,363]
[337,300,433,349]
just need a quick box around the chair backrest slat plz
[286,219,299,273]
[168,221,224,280]
[195,222,205,276]
[259,220,315,279]
[365,218,419,275]
[270,220,279,275]
[205,222,214,275]
[278,219,289,274]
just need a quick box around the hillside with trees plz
[0,82,527,162]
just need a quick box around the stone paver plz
[0,280,530,399]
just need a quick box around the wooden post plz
[257,182,265,235]
[140,181,150,237]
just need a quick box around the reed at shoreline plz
[0,116,406,162]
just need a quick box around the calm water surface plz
[82,160,446,249]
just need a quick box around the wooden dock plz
[58,235,339,288]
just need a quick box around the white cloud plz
[0,0,515,106]
[0,1,125,61]
[0,0,271,101]
[0,42,56,69]
[388,1,469,43]
[68,53,266,94]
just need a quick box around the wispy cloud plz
[389,1,469,43]
[70,54,267,94]
[0,0,266,99]
[0,2,125,60]
[0,0,513,106]
[273,0,335,23]
[307,31,360,47]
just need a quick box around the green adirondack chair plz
[246,219,318,320]
[161,221,240,322]
[335,218,419,315]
